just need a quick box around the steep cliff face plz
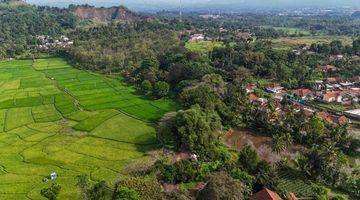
[72,5,149,22]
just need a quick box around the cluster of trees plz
[160,13,360,40]
[41,183,61,200]
[0,4,77,58]
[153,144,280,199]
[310,39,360,56]
[155,82,359,198]
[63,21,180,74]
[75,175,142,200]
[137,32,359,198]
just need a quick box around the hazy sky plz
[27,0,360,10]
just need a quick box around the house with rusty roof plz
[318,65,337,72]
[248,93,259,102]
[322,91,341,103]
[318,112,349,125]
[244,84,257,93]
[291,89,314,100]
[266,84,284,94]
[250,188,283,200]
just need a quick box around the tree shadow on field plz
[134,133,161,153]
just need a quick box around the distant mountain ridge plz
[0,0,27,6]
[71,5,150,22]
[352,11,360,18]
[28,0,360,11]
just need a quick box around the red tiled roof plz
[335,116,349,125]
[245,84,257,91]
[326,77,338,83]
[292,89,313,97]
[318,112,348,125]
[323,92,339,102]
[318,112,334,124]
[250,188,283,200]
[318,65,337,71]
[249,93,258,101]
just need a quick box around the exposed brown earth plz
[72,5,151,22]
[224,129,303,163]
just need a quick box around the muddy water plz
[224,129,302,163]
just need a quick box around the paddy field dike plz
[0,58,177,199]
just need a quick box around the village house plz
[352,76,360,83]
[325,76,339,84]
[244,84,257,93]
[236,31,254,41]
[336,54,344,60]
[339,81,354,89]
[273,92,286,101]
[322,91,340,103]
[329,54,344,61]
[36,35,73,50]
[322,91,342,103]
[265,84,284,94]
[318,112,349,125]
[250,188,283,200]
[200,14,220,19]
[293,50,301,56]
[318,65,337,72]
[248,93,258,102]
[313,80,325,91]
[189,34,205,42]
[322,90,359,104]
[219,27,228,33]
[253,97,268,106]
[351,55,360,62]
[291,88,314,100]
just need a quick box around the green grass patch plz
[0,58,178,198]
[32,104,62,123]
[64,110,98,121]
[54,94,79,115]
[73,109,119,132]
[185,41,224,55]
[5,107,34,131]
[91,113,157,144]
[315,102,346,112]
[0,109,6,132]
[262,26,311,36]
[271,36,353,49]
[1,80,20,90]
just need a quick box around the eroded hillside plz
[72,5,150,22]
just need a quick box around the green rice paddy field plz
[0,58,178,199]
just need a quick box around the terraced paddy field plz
[0,58,178,199]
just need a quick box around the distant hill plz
[27,0,360,11]
[352,11,360,18]
[71,5,151,22]
[0,0,27,6]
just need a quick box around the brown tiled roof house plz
[292,89,313,97]
[250,188,283,200]
[318,65,337,72]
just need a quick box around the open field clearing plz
[271,36,353,50]
[261,26,311,36]
[0,58,177,199]
[185,41,224,55]
[36,58,177,122]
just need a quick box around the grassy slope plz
[0,58,177,199]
